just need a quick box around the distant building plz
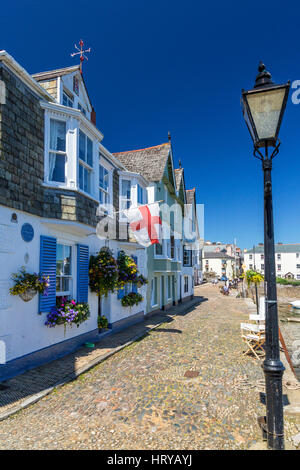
[244,243,300,280]
[202,252,237,279]
[202,241,241,278]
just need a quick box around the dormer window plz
[79,130,93,194]
[78,103,87,116]
[49,119,66,183]
[63,90,74,108]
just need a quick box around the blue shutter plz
[77,244,89,303]
[132,255,138,293]
[39,235,57,313]
[118,288,125,299]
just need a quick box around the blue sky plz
[1,0,300,249]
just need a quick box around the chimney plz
[91,107,96,125]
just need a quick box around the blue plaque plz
[21,223,34,243]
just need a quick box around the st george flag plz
[124,203,162,247]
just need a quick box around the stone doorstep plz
[0,297,202,422]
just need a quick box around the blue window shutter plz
[118,287,125,299]
[39,235,57,313]
[132,255,138,293]
[77,244,89,303]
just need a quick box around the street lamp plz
[241,62,290,450]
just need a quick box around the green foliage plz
[121,292,143,308]
[276,277,300,286]
[243,269,264,287]
[98,315,109,330]
[9,267,49,296]
[89,248,119,297]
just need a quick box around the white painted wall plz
[203,257,235,278]
[181,266,194,299]
[244,251,300,279]
[0,205,147,363]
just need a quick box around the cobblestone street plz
[0,284,298,450]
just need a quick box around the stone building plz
[0,51,148,380]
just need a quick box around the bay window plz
[79,130,93,194]
[49,119,66,183]
[99,164,109,205]
[120,180,131,211]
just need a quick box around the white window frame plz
[63,90,74,108]
[99,162,110,207]
[119,179,132,220]
[56,243,74,299]
[151,277,158,307]
[48,117,67,185]
[78,129,94,195]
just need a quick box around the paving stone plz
[0,285,298,449]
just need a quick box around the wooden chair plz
[241,323,266,360]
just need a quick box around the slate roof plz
[174,168,183,191]
[186,188,195,205]
[113,143,171,182]
[204,244,228,253]
[203,252,235,260]
[246,244,300,254]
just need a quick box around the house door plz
[160,276,165,310]
[179,275,182,303]
[172,275,176,306]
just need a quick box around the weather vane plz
[71,40,91,74]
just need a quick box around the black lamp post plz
[241,62,290,450]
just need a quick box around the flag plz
[124,203,162,247]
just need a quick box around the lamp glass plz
[247,88,286,140]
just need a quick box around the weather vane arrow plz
[71,40,91,74]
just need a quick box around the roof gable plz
[33,65,92,109]
[174,168,187,204]
[113,143,171,182]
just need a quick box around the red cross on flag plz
[124,203,162,247]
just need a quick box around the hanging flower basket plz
[45,298,90,328]
[9,267,49,302]
[19,289,37,302]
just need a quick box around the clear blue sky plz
[1,0,300,249]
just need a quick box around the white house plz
[203,252,236,279]
[0,51,148,380]
[244,243,300,280]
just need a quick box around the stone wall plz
[0,64,98,228]
[0,63,45,216]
